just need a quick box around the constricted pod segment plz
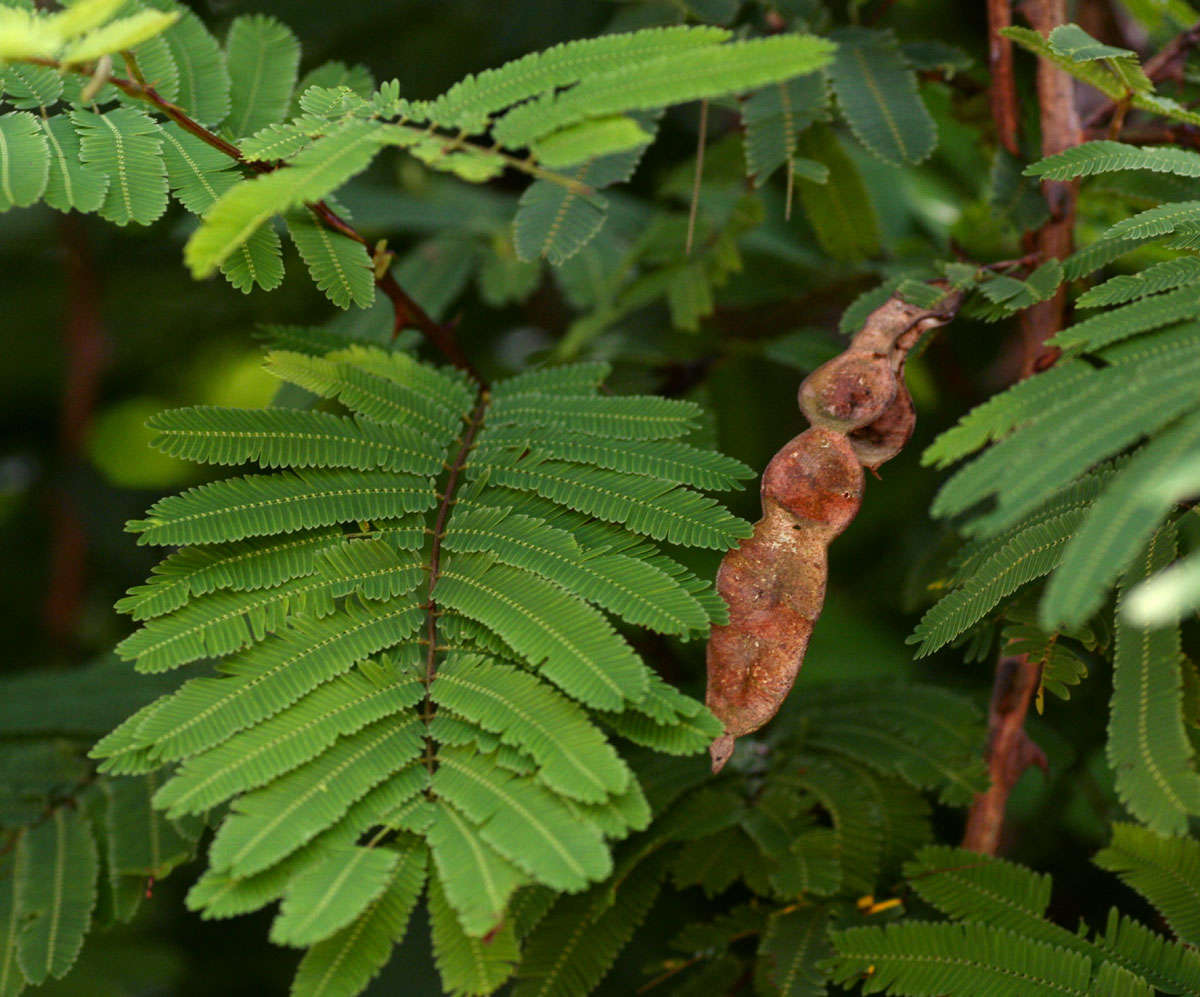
[706,291,962,772]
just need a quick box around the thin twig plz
[418,398,487,778]
[685,100,708,256]
[1083,19,1200,127]
[30,54,480,371]
[988,0,1020,155]
[962,654,1048,853]
[963,0,1082,855]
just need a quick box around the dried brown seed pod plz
[705,290,962,772]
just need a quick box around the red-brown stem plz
[34,55,470,373]
[962,1,1083,854]
[43,216,108,646]
[962,654,1048,853]
[1015,0,1081,379]
[988,0,1020,155]
[419,398,487,774]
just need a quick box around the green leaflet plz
[428,871,519,991]
[911,508,1089,656]
[532,115,651,169]
[442,505,710,635]
[478,460,750,549]
[754,907,831,997]
[511,859,665,997]
[431,654,630,804]
[287,213,376,309]
[436,553,650,710]
[513,135,646,264]
[117,528,343,620]
[270,846,399,947]
[1042,409,1200,630]
[1095,824,1200,947]
[209,717,423,876]
[70,106,168,226]
[1101,200,1200,241]
[291,844,426,997]
[1077,256,1200,308]
[827,27,937,166]
[146,406,446,475]
[1027,140,1200,181]
[127,468,437,546]
[14,808,97,984]
[493,34,836,148]
[427,802,526,938]
[1109,527,1200,835]
[0,62,62,108]
[38,114,107,214]
[159,8,230,126]
[124,596,423,755]
[153,668,422,817]
[0,856,20,997]
[741,73,829,185]
[828,922,1094,996]
[220,220,285,293]
[103,772,199,882]
[932,334,1200,534]
[431,745,612,891]
[184,119,390,277]
[1053,284,1200,351]
[0,111,48,211]
[59,9,179,66]
[426,25,730,133]
[794,125,880,260]
[922,359,1095,468]
[159,123,239,214]
[224,13,300,138]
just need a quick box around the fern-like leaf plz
[1108,526,1200,835]
[827,27,937,166]
[70,107,168,225]
[1094,823,1200,946]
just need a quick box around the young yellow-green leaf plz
[531,116,651,168]
[184,119,387,277]
[225,14,300,138]
[493,33,837,147]
[59,9,179,65]
[15,808,98,984]
[46,0,124,39]
[0,7,58,62]
[71,107,168,226]
[828,27,937,166]
[287,213,375,309]
[0,111,49,211]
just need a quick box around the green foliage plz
[72,335,751,993]
[7,3,1200,994]
[827,27,937,166]
[828,844,1200,995]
